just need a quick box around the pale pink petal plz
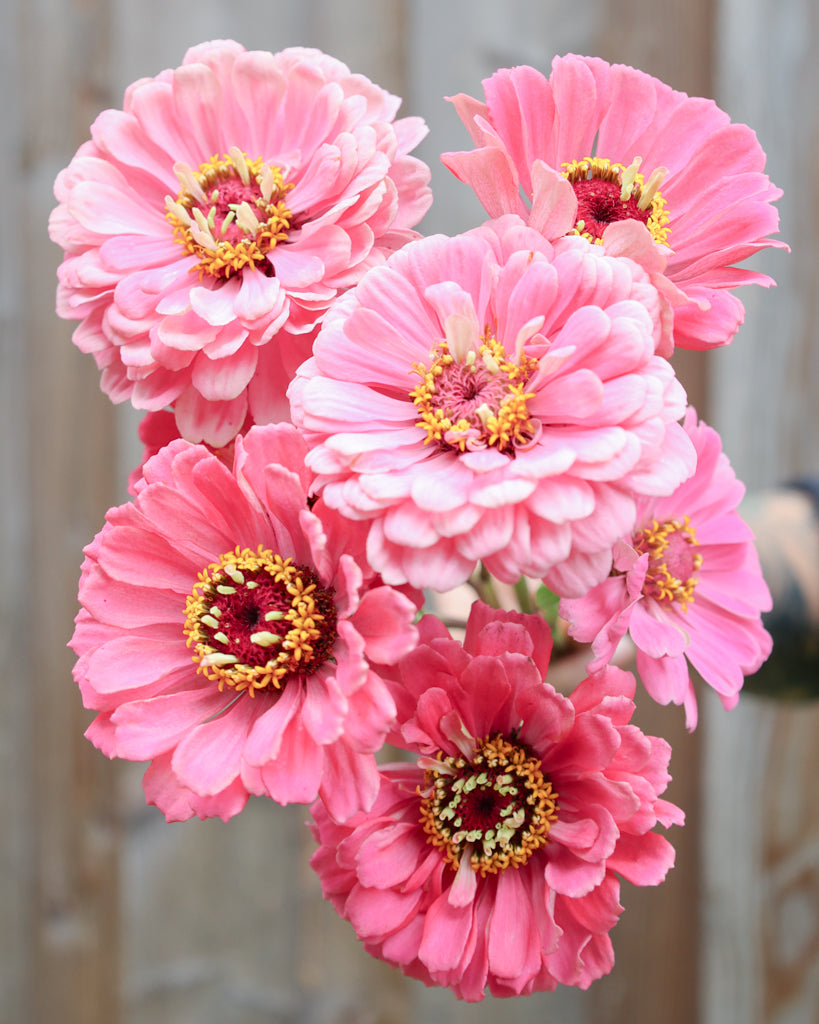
[52,40,431,446]
[294,218,690,589]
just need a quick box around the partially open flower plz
[560,409,773,728]
[310,603,682,1000]
[71,424,419,822]
[442,55,786,350]
[50,40,432,446]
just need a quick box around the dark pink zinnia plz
[310,603,682,1000]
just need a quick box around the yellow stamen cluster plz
[419,734,559,877]
[166,148,293,279]
[561,156,671,247]
[409,336,539,454]
[634,517,703,610]
[183,546,334,696]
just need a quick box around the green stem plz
[467,563,501,608]
[514,576,534,614]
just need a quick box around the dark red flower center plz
[419,733,559,876]
[183,547,337,695]
[562,156,670,246]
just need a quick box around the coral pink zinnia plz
[442,55,786,350]
[560,409,773,729]
[50,40,432,447]
[290,215,695,594]
[71,423,419,823]
[310,602,682,1000]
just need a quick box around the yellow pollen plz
[183,546,336,696]
[633,516,703,610]
[409,334,539,454]
[561,156,671,247]
[166,152,294,280]
[418,734,559,877]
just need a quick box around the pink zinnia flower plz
[442,55,786,350]
[310,603,682,1000]
[71,423,419,822]
[50,40,432,446]
[560,409,773,729]
[290,215,695,594]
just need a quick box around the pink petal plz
[171,692,258,794]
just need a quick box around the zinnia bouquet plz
[52,42,782,1000]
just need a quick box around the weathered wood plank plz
[19,1,123,1022]
[1,0,33,1019]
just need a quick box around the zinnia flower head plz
[71,423,419,823]
[50,40,432,447]
[442,55,786,350]
[310,602,683,1000]
[290,214,695,594]
[560,409,773,729]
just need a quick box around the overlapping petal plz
[51,40,432,446]
[291,216,695,593]
[561,409,773,728]
[70,423,419,822]
[310,604,680,1000]
[442,55,786,350]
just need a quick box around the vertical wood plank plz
[20,1,123,1022]
[1,0,33,1018]
[584,9,715,1021]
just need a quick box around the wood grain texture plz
[1,2,33,1019]
[15,2,123,1022]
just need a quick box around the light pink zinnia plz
[442,55,786,350]
[290,215,695,594]
[71,423,419,822]
[50,40,432,446]
[560,409,773,729]
[310,603,682,1000]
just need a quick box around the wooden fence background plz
[2,1,818,1021]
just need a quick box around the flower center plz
[165,147,293,280]
[562,157,670,246]
[419,733,559,876]
[183,546,337,695]
[409,335,539,454]
[633,517,702,609]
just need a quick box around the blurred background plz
[2,1,818,1021]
